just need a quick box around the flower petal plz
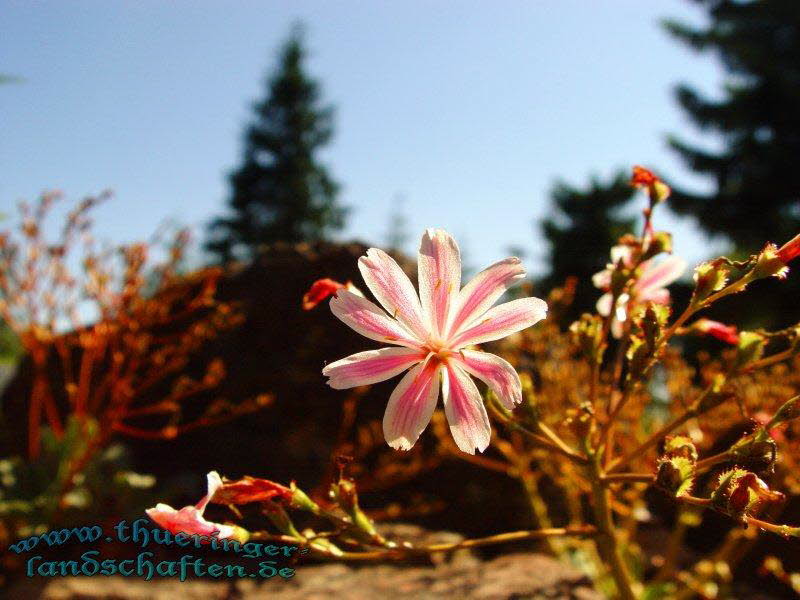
[382,358,440,451]
[453,349,521,410]
[330,289,423,348]
[644,288,670,305]
[635,256,686,298]
[446,257,526,339]
[146,504,235,538]
[418,229,461,337]
[358,248,429,341]
[592,268,611,291]
[610,244,633,267]
[323,347,425,389]
[196,471,224,512]
[442,363,491,454]
[596,292,613,316]
[450,297,548,348]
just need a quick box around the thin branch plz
[601,473,654,484]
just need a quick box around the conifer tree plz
[664,0,800,251]
[540,172,636,317]
[206,26,345,262]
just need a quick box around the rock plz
[11,552,600,600]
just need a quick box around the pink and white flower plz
[146,471,237,539]
[593,245,685,337]
[323,229,547,454]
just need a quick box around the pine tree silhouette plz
[540,171,636,318]
[664,0,800,251]
[206,25,346,262]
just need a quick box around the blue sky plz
[1,1,727,277]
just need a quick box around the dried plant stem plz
[662,273,755,342]
[488,400,588,465]
[279,526,598,562]
[694,451,730,472]
[601,473,654,484]
[588,452,638,600]
[742,347,795,373]
[745,516,800,537]
[607,407,697,474]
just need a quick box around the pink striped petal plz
[330,289,423,348]
[453,349,521,410]
[643,288,670,305]
[635,256,685,298]
[323,347,425,389]
[418,229,461,337]
[382,358,441,451]
[358,248,430,341]
[450,297,548,348]
[146,471,235,539]
[146,505,235,538]
[442,363,491,454]
[446,257,526,338]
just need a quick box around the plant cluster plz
[150,167,800,598]
[0,193,268,556]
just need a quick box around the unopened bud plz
[767,395,800,428]
[289,481,322,514]
[776,233,800,265]
[691,319,740,345]
[631,165,671,205]
[751,244,789,280]
[734,331,767,370]
[656,456,695,497]
[692,260,730,304]
[641,231,673,261]
[662,435,698,462]
[570,314,605,364]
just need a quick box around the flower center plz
[425,338,452,363]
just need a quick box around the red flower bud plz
[212,476,294,505]
[302,278,346,310]
[777,233,800,265]
[694,319,740,345]
[631,166,659,187]
[631,165,670,204]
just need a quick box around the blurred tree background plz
[539,0,800,329]
[538,172,635,321]
[665,0,800,252]
[205,25,347,262]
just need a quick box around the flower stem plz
[587,452,638,600]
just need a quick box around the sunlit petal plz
[442,363,491,454]
[450,297,548,348]
[358,248,429,340]
[446,257,526,339]
[418,228,461,337]
[330,289,423,348]
[323,347,425,389]
[453,349,521,410]
[382,358,441,451]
